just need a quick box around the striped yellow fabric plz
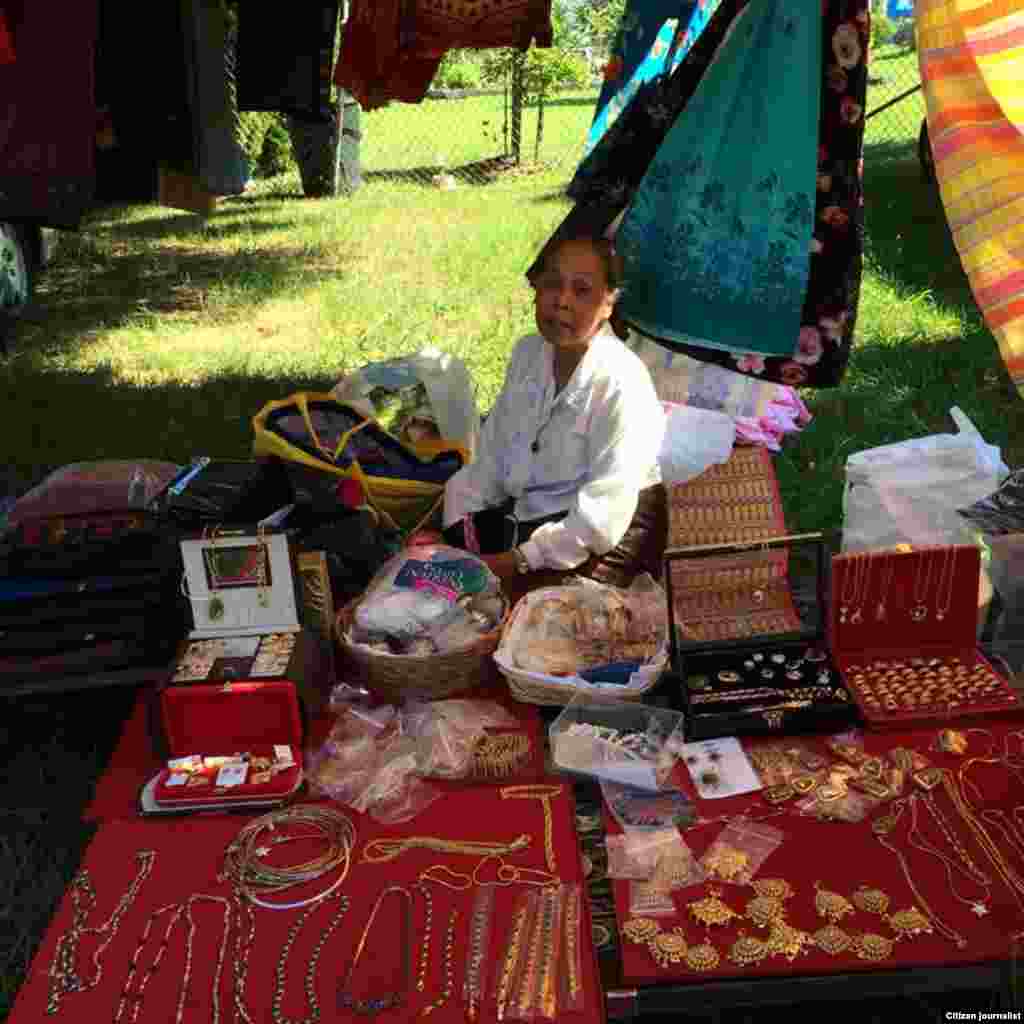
[918,0,1024,398]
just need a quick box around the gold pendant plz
[851,885,890,916]
[887,906,933,940]
[814,881,854,923]
[744,895,786,929]
[622,918,661,944]
[790,774,819,795]
[764,783,797,804]
[687,888,738,928]
[750,878,795,901]
[728,931,767,967]
[765,922,812,961]
[813,923,852,956]
[703,844,751,882]
[685,941,720,972]
[853,932,894,961]
[649,930,688,968]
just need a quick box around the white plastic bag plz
[842,407,1009,550]
[331,349,481,458]
[657,402,736,483]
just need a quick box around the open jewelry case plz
[829,543,1023,729]
[662,532,857,740]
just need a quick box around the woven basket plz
[494,595,666,707]
[334,597,507,702]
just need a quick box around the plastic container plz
[549,692,685,791]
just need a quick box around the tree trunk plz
[510,52,525,164]
[535,91,545,163]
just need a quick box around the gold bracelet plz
[496,899,531,1023]
[500,786,562,875]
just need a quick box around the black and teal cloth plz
[535,0,870,389]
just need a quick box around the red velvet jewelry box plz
[152,679,304,807]
[828,544,1023,730]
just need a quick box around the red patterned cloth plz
[334,0,553,109]
[0,10,15,64]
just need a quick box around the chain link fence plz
[347,36,926,190]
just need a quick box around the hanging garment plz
[615,0,822,359]
[533,0,869,388]
[237,1,339,122]
[334,0,553,109]
[180,0,248,196]
[0,0,97,228]
[95,0,193,203]
[0,10,15,63]
[577,0,717,173]
[407,0,554,51]
[919,0,1024,398]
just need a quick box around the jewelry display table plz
[590,716,1024,1017]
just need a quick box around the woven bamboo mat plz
[666,446,803,642]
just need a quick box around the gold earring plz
[649,929,688,968]
[687,888,738,928]
[729,931,767,967]
[703,844,750,882]
[744,895,786,929]
[814,881,854,923]
[851,885,890,916]
[813,923,852,956]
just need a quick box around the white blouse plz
[444,325,666,571]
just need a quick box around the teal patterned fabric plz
[579,0,713,165]
[616,0,821,358]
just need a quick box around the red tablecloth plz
[12,786,604,1024]
[609,717,1024,984]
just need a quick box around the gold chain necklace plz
[871,804,968,949]
[874,551,897,621]
[500,785,562,875]
[933,546,958,622]
[361,833,531,864]
[910,547,936,622]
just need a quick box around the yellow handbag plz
[252,393,468,533]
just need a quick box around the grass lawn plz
[4,68,1021,530]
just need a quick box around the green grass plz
[3,68,1022,535]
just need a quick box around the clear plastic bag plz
[601,780,696,830]
[700,819,785,885]
[350,544,503,655]
[628,880,676,917]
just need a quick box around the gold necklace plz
[337,887,413,1016]
[934,546,958,622]
[500,785,562,875]
[874,551,897,621]
[910,547,936,622]
[871,805,968,949]
[360,833,531,864]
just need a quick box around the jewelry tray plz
[662,533,857,741]
[829,544,1023,730]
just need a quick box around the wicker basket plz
[494,594,667,707]
[334,597,507,702]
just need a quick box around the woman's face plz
[533,240,617,353]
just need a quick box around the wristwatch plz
[512,546,531,575]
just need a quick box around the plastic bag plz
[657,402,736,484]
[330,348,482,459]
[349,544,503,655]
[842,406,1009,550]
[700,819,784,885]
[5,460,181,528]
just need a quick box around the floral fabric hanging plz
[575,0,720,172]
[532,0,870,389]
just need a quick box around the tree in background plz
[481,0,590,163]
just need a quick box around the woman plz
[443,232,667,604]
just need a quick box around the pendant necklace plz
[848,551,871,624]
[933,547,958,623]
[874,552,897,622]
[337,886,413,1016]
[910,549,936,622]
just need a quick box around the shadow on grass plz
[362,154,517,186]
[4,224,352,364]
[0,365,342,499]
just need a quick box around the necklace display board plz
[663,532,856,740]
[829,545,1023,730]
[10,787,605,1024]
[604,716,1024,985]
